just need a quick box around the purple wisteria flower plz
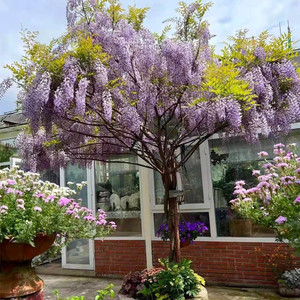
[275,216,287,224]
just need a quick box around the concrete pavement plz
[40,274,293,300]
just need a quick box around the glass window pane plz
[154,212,210,237]
[210,130,300,237]
[154,147,204,204]
[94,156,142,237]
[181,147,204,204]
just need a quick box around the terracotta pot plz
[0,233,56,299]
[278,283,300,297]
[229,218,252,237]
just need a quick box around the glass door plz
[61,164,94,270]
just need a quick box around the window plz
[154,147,204,205]
[94,155,142,237]
[153,145,210,238]
[209,128,300,237]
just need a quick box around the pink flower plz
[34,206,42,212]
[17,199,24,205]
[7,179,16,185]
[252,170,260,176]
[59,197,72,206]
[17,204,25,210]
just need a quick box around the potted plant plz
[0,167,116,299]
[231,143,300,252]
[157,221,208,247]
[278,268,300,297]
[118,259,208,300]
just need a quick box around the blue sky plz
[0,0,300,114]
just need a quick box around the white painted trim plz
[10,157,21,168]
[202,140,218,238]
[96,237,145,241]
[151,236,278,243]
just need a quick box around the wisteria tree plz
[4,0,300,262]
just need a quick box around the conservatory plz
[58,124,300,286]
[1,111,300,286]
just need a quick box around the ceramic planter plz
[0,233,56,299]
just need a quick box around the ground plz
[40,275,296,300]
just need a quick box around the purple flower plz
[258,151,268,158]
[34,206,42,212]
[274,143,285,149]
[252,170,260,176]
[275,216,287,224]
[235,180,245,186]
[294,196,300,204]
[277,163,288,169]
[37,193,45,198]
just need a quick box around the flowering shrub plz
[255,244,296,278]
[231,143,300,252]
[157,221,208,243]
[0,167,116,247]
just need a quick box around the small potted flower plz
[157,220,208,247]
[0,167,116,299]
[278,268,300,297]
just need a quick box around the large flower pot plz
[278,283,300,297]
[0,233,56,299]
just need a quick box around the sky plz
[0,0,300,114]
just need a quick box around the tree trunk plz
[168,196,181,262]
[161,171,181,263]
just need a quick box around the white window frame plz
[61,166,95,270]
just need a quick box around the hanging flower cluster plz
[0,167,116,247]
[157,221,208,243]
[231,143,300,252]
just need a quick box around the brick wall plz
[95,240,300,286]
[152,241,300,287]
[95,240,146,277]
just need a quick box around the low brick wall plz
[152,241,300,286]
[95,240,147,277]
[94,240,300,286]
